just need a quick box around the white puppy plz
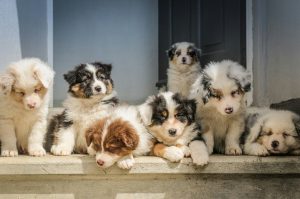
[167,42,201,97]
[242,107,300,156]
[190,60,251,155]
[0,58,54,156]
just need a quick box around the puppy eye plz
[231,90,240,97]
[34,88,42,93]
[283,132,289,138]
[175,113,185,119]
[188,51,195,56]
[16,91,25,96]
[100,74,106,79]
[176,51,181,56]
[161,110,168,117]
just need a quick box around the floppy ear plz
[0,73,14,95]
[33,61,55,89]
[184,99,197,124]
[227,61,251,93]
[292,114,300,136]
[63,70,77,85]
[138,96,155,126]
[166,44,177,60]
[193,46,202,63]
[85,127,95,147]
[120,128,139,150]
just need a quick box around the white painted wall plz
[0,0,21,71]
[253,0,300,105]
[53,0,158,106]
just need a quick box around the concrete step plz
[0,155,299,199]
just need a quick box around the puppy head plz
[139,91,196,144]
[167,42,201,68]
[6,58,54,110]
[64,62,114,99]
[86,118,139,169]
[255,111,300,154]
[200,60,251,115]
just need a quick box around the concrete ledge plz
[0,155,299,175]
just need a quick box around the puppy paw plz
[28,145,46,157]
[192,154,209,166]
[51,145,72,156]
[253,146,270,156]
[225,145,242,155]
[163,146,184,162]
[181,145,191,157]
[117,157,135,170]
[1,149,18,157]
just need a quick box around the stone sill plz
[0,155,299,175]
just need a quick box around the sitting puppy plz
[242,107,300,156]
[167,42,201,97]
[47,62,118,155]
[190,60,251,155]
[0,58,54,156]
[138,91,209,166]
[86,105,154,169]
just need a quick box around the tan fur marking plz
[152,143,167,158]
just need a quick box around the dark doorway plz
[158,0,246,81]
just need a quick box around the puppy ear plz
[292,114,300,136]
[85,127,96,147]
[184,99,197,124]
[0,73,14,95]
[138,96,155,126]
[193,46,202,63]
[63,70,77,85]
[120,128,139,150]
[226,61,251,93]
[33,60,55,89]
[166,44,177,60]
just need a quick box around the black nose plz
[168,129,177,136]
[271,140,279,148]
[182,57,186,63]
[225,107,233,114]
[95,86,102,92]
[97,159,105,166]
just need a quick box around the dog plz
[0,58,54,156]
[138,91,209,166]
[86,105,154,169]
[47,62,118,155]
[167,42,201,97]
[242,107,300,156]
[190,60,251,155]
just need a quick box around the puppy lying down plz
[242,107,300,156]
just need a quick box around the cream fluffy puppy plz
[190,60,251,155]
[0,58,54,156]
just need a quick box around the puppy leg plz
[243,142,269,156]
[28,118,47,156]
[153,143,184,162]
[202,130,214,155]
[117,154,135,169]
[176,144,191,157]
[225,120,243,155]
[0,119,18,157]
[189,140,209,166]
[51,126,75,156]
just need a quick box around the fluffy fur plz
[242,107,300,156]
[47,62,118,155]
[167,42,201,97]
[0,58,54,156]
[190,60,251,155]
[139,91,209,166]
[86,105,154,169]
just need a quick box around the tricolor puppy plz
[242,107,300,156]
[139,91,209,166]
[0,58,54,156]
[190,60,251,155]
[167,42,201,97]
[47,62,118,155]
[86,105,154,169]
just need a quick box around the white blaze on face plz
[175,43,193,65]
[86,64,107,95]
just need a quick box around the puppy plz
[138,91,209,166]
[86,105,154,169]
[0,58,54,156]
[242,107,300,156]
[167,42,201,97]
[190,60,251,155]
[47,62,118,155]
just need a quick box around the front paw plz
[51,145,72,156]
[225,145,242,155]
[1,149,18,157]
[163,146,184,162]
[117,157,135,169]
[252,145,270,156]
[192,154,209,166]
[181,145,191,157]
[28,145,46,157]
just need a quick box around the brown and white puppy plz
[190,60,251,155]
[0,58,54,156]
[242,107,300,156]
[86,105,154,169]
[138,91,209,166]
[47,62,118,155]
[167,42,201,97]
